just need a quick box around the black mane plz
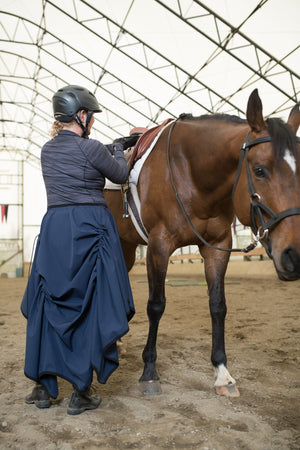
[266,117,299,162]
[179,112,299,163]
[179,112,247,125]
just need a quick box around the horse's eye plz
[253,166,268,179]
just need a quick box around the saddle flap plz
[127,119,174,169]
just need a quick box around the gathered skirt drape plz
[21,205,135,398]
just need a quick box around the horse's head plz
[234,89,300,281]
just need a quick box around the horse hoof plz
[139,381,162,395]
[215,383,240,397]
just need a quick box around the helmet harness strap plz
[75,110,94,138]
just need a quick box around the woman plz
[21,85,139,415]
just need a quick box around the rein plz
[167,119,300,255]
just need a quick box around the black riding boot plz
[67,386,101,415]
[25,383,51,409]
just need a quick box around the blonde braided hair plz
[49,120,64,138]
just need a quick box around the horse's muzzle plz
[278,246,300,281]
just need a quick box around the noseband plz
[232,132,300,258]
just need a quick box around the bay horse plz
[104,89,300,397]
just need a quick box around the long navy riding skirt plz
[21,205,135,398]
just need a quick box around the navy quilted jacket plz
[41,130,128,208]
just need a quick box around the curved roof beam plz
[0,50,150,140]
[3,16,206,133]
[45,0,245,116]
[154,0,299,111]
[0,14,176,126]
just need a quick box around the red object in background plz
[1,204,8,222]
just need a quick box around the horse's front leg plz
[139,239,169,395]
[202,246,240,397]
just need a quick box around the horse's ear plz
[246,89,267,132]
[287,103,300,134]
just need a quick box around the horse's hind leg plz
[120,240,138,272]
[139,239,169,394]
[202,246,240,397]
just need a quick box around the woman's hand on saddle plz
[113,132,142,150]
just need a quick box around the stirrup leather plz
[121,180,130,219]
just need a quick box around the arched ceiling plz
[0,0,299,167]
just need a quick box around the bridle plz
[231,131,300,257]
[167,119,300,255]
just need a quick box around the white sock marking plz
[214,364,236,386]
